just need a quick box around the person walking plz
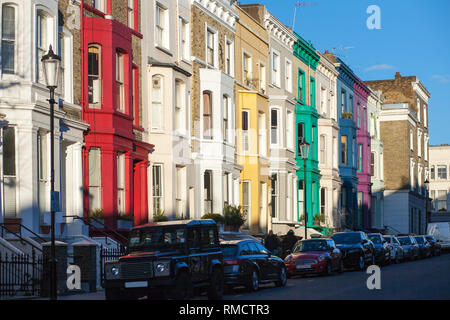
[265,230,281,256]
[282,230,299,259]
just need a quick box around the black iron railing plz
[0,224,45,253]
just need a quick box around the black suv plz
[331,231,375,270]
[104,220,224,300]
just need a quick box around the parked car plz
[383,235,404,263]
[414,236,432,259]
[330,232,375,270]
[221,239,287,292]
[104,220,224,300]
[219,232,263,244]
[397,235,420,261]
[427,222,450,251]
[284,239,344,277]
[368,233,391,266]
[425,235,442,256]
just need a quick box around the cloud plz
[432,75,450,83]
[365,64,396,72]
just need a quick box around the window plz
[88,46,101,107]
[243,53,251,84]
[258,113,266,156]
[438,166,447,180]
[320,87,327,116]
[437,190,447,211]
[223,95,229,142]
[176,167,185,219]
[203,91,212,139]
[287,173,293,221]
[410,129,414,151]
[271,174,278,219]
[116,52,125,112]
[58,29,69,100]
[2,5,15,74]
[371,152,375,177]
[155,4,168,48]
[242,110,249,152]
[431,166,435,180]
[223,173,229,206]
[341,91,345,114]
[37,12,50,83]
[298,181,304,218]
[312,126,316,160]
[225,39,233,75]
[341,135,347,165]
[206,28,215,66]
[356,103,360,127]
[349,96,353,114]
[88,148,102,211]
[320,188,326,215]
[352,137,356,168]
[117,153,125,215]
[151,75,163,129]
[285,59,292,92]
[179,18,189,60]
[357,144,363,172]
[424,105,428,127]
[417,99,421,122]
[38,131,48,217]
[270,109,279,145]
[259,62,266,94]
[128,0,134,29]
[319,135,326,165]
[287,111,294,150]
[175,80,185,133]
[298,69,305,103]
[417,130,422,157]
[271,51,280,86]
[242,181,251,228]
[297,123,304,155]
[152,165,163,214]
[93,0,106,12]
[3,127,16,216]
[204,170,212,214]
[132,67,139,126]
[310,77,315,108]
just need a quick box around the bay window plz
[88,45,101,107]
[117,153,125,215]
[203,91,212,139]
[3,126,17,217]
[242,110,249,152]
[116,51,125,112]
[88,148,102,211]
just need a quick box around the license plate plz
[296,265,311,269]
[125,281,148,288]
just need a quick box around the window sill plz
[155,45,173,57]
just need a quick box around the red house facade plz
[80,1,153,231]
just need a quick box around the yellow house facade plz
[235,6,270,234]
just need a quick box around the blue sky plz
[239,0,450,145]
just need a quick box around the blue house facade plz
[323,53,359,229]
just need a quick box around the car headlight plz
[105,262,120,280]
[154,261,170,277]
[111,266,119,276]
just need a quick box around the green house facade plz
[293,33,321,227]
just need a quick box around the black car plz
[397,235,420,261]
[104,220,224,300]
[425,235,442,256]
[221,239,287,292]
[331,232,375,270]
[414,236,432,259]
[368,233,391,266]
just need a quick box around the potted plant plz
[223,205,246,232]
[88,209,105,228]
[202,213,225,231]
[313,214,325,226]
[342,111,354,119]
[153,210,168,222]
[117,214,134,230]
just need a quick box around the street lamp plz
[41,45,61,301]
[299,141,309,241]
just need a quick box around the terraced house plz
[316,52,341,229]
[293,34,321,228]
[365,72,431,235]
[141,0,193,220]
[235,5,270,234]
[190,0,241,219]
[323,52,358,230]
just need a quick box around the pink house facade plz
[354,80,372,229]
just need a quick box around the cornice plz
[192,0,239,31]
[412,81,430,103]
[317,54,339,79]
[293,32,319,70]
[264,12,295,51]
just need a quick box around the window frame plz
[152,164,164,214]
[88,44,102,108]
[1,4,17,75]
[151,74,163,130]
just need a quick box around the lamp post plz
[299,141,310,240]
[41,45,61,301]
[424,179,429,235]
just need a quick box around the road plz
[47,253,450,300]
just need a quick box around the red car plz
[284,238,344,276]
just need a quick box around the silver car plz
[383,235,404,263]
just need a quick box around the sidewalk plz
[4,290,105,301]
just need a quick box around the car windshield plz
[398,237,411,245]
[221,245,238,257]
[415,237,424,244]
[368,235,382,244]
[331,233,361,244]
[293,241,328,253]
[128,227,186,252]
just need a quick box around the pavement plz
[31,252,450,300]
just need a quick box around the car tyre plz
[207,267,224,300]
[323,261,332,276]
[357,255,365,271]
[172,271,193,300]
[246,269,260,292]
[275,266,287,287]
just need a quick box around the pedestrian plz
[281,230,299,259]
[265,230,281,256]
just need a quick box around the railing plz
[0,251,42,299]
[0,224,45,253]
[99,246,127,287]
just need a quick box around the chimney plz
[395,72,401,80]
[324,50,329,54]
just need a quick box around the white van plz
[427,222,450,250]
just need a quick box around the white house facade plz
[429,145,450,216]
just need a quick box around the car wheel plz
[275,266,287,287]
[338,259,344,273]
[357,255,365,271]
[322,261,332,276]
[207,267,224,300]
[105,288,121,300]
[246,269,260,292]
[172,271,193,300]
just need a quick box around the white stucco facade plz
[429,145,450,215]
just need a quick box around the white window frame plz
[286,110,294,151]
[225,37,234,76]
[175,79,185,133]
[152,164,164,215]
[285,58,292,93]
[258,112,266,157]
[242,110,250,153]
[179,17,190,61]
[271,49,280,87]
[270,108,280,146]
[242,51,252,85]
[155,3,169,50]
[115,51,125,113]
[88,45,102,108]
[117,152,126,215]
[88,147,102,212]
[36,10,53,84]
[319,134,326,165]
[128,0,134,29]
[242,181,251,229]
[1,4,17,76]
[223,95,229,142]
[151,75,163,130]
[93,0,106,12]
[205,25,218,67]
[259,61,266,94]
